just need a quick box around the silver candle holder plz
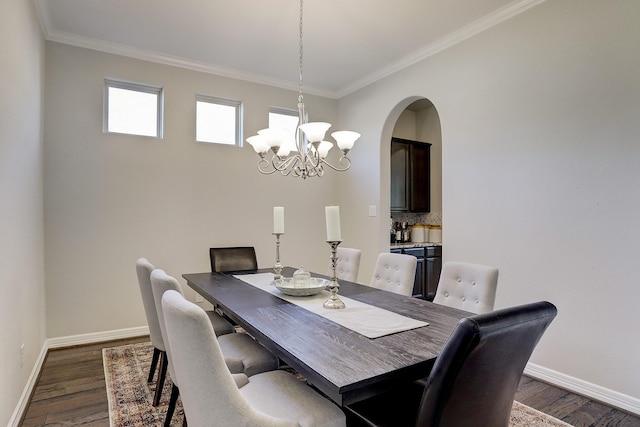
[272,233,283,280]
[323,240,345,309]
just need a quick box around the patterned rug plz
[103,342,573,427]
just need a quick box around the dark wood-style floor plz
[19,336,640,426]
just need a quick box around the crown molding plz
[337,0,548,97]
[35,0,546,100]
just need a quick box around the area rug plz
[103,342,573,427]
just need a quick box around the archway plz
[380,97,442,245]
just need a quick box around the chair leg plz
[164,384,180,427]
[148,347,161,383]
[153,351,167,407]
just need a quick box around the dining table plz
[182,267,470,407]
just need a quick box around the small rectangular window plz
[269,107,300,151]
[269,107,298,143]
[104,78,163,138]
[196,95,242,146]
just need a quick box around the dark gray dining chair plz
[210,246,258,272]
[344,301,557,427]
[209,246,258,324]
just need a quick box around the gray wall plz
[43,43,344,338]
[5,0,640,420]
[0,1,46,424]
[336,0,640,405]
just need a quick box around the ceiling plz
[35,0,541,98]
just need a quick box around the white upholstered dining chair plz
[150,269,278,425]
[369,252,417,296]
[137,259,236,406]
[161,289,346,427]
[433,262,499,314]
[134,258,165,388]
[327,247,362,282]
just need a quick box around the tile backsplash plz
[391,211,442,226]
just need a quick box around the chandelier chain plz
[246,0,358,179]
[298,0,304,104]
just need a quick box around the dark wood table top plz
[183,267,469,406]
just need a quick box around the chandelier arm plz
[303,149,321,169]
[257,155,299,175]
[257,157,279,175]
[319,155,352,172]
[309,164,323,177]
[273,155,299,172]
[304,162,323,178]
[292,165,306,178]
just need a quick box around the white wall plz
[392,109,418,140]
[44,43,342,337]
[0,0,46,424]
[337,0,640,404]
[12,0,639,417]
[416,106,442,214]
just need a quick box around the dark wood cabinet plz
[391,246,441,299]
[391,138,431,212]
[390,140,410,211]
[402,247,425,298]
[424,246,442,298]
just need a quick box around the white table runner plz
[233,272,428,339]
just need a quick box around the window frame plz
[269,106,302,127]
[268,106,304,149]
[195,94,243,146]
[103,78,164,138]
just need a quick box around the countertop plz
[390,242,442,250]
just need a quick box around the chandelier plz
[246,0,360,179]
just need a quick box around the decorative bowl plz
[272,277,330,296]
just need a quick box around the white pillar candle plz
[273,207,284,234]
[325,206,342,241]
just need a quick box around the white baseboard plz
[8,326,150,426]
[525,363,640,415]
[9,329,639,425]
[7,341,48,427]
[46,325,149,349]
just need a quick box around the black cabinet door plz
[425,246,442,297]
[390,141,409,212]
[392,247,426,298]
[390,138,430,213]
[413,257,426,298]
[410,143,430,212]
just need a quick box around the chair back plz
[369,252,417,296]
[417,301,557,427]
[433,262,499,314]
[210,246,258,272]
[328,247,362,282]
[150,269,184,385]
[161,290,297,427]
[135,258,164,351]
